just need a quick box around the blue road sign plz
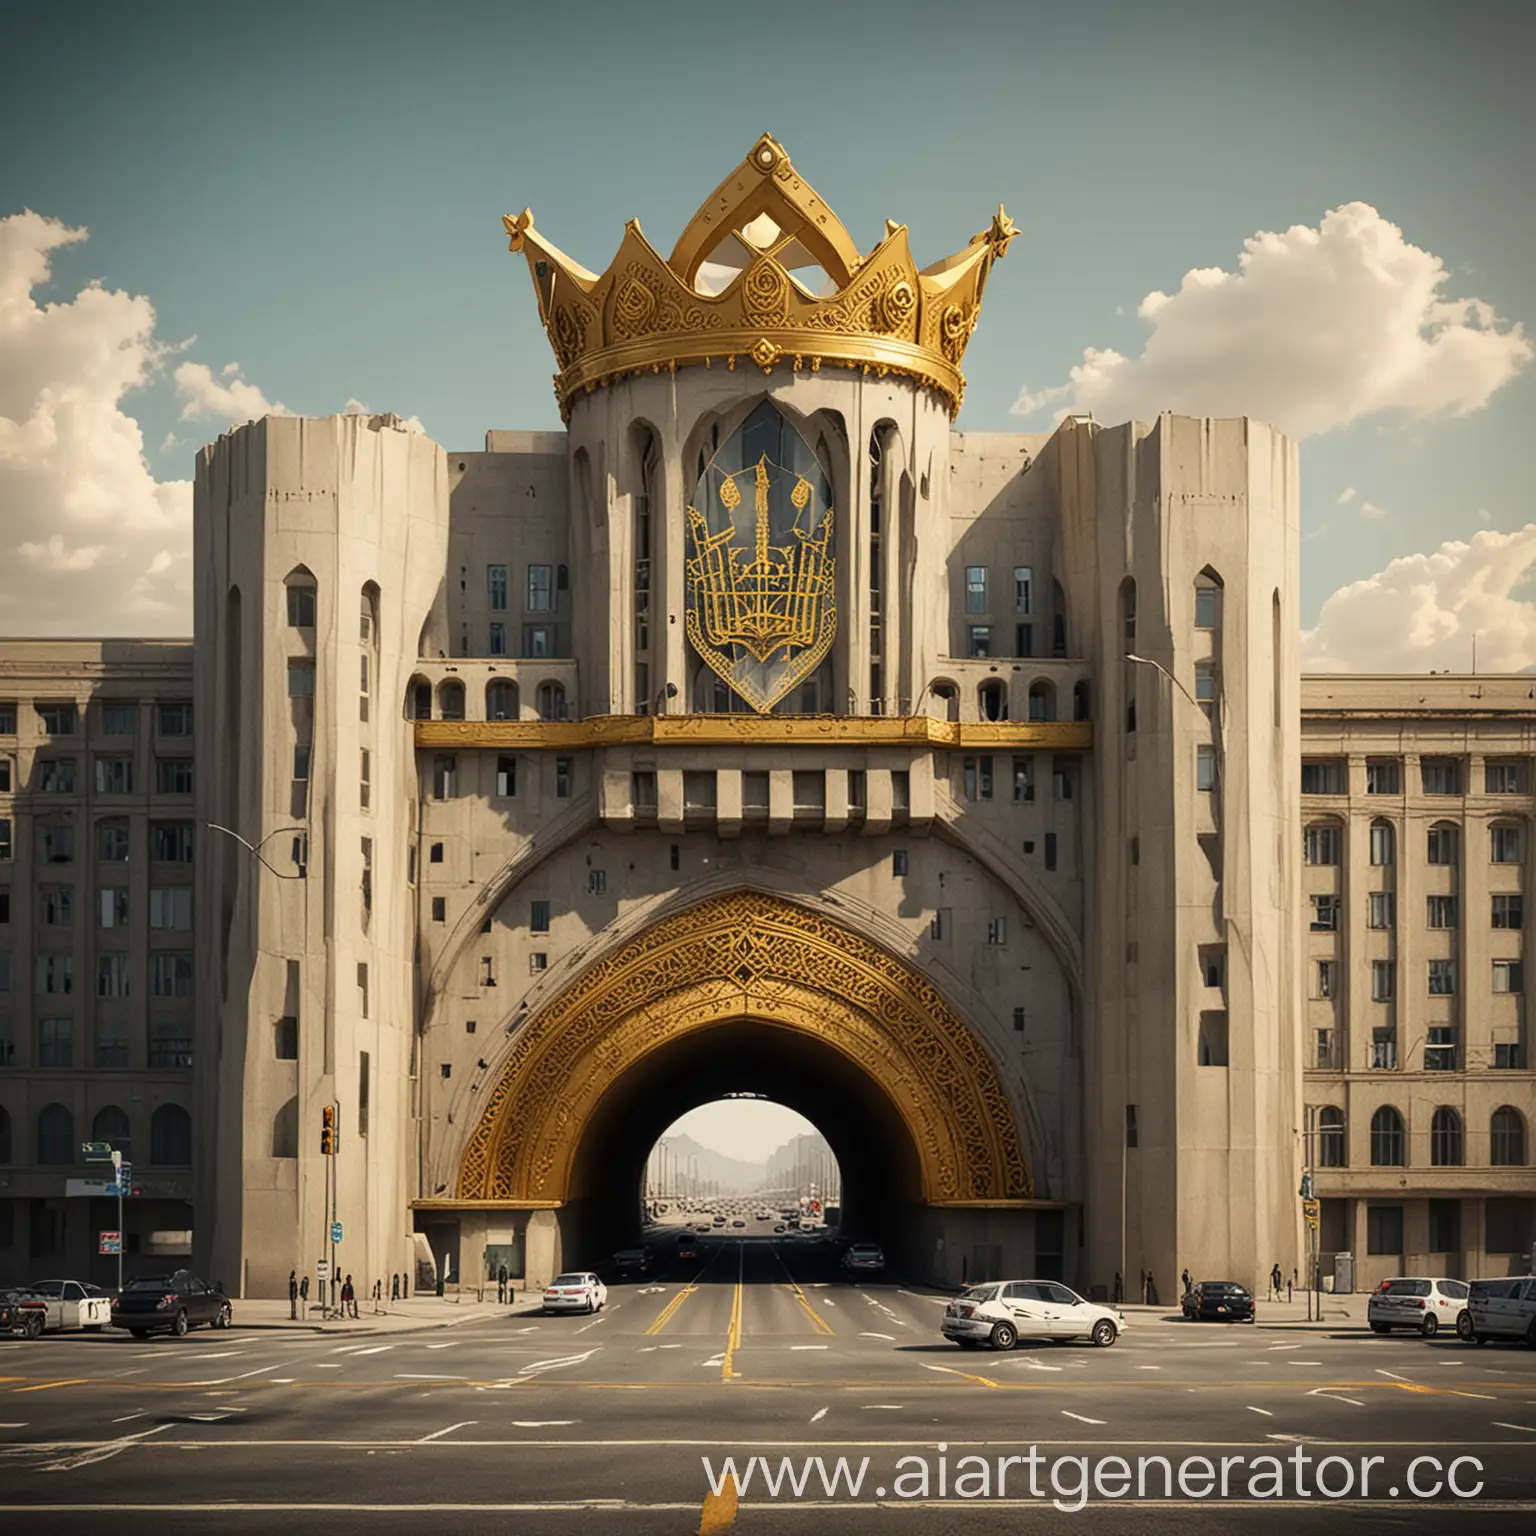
[331,1222,343,1244]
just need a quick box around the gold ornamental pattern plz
[501,133,1018,420]
[455,891,1033,1206]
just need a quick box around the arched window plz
[0,1106,10,1164]
[978,680,1008,722]
[486,680,519,722]
[360,583,379,648]
[1051,579,1068,658]
[1073,680,1091,721]
[437,680,465,722]
[930,681,959,723]
[150,1103,192,1167]
[1491,1106,1527,1166]
[283,565,317,629]
[1120,577,1136,648]
[37,1103,74,1166]
[92,1105,131,1163]
[536,682,567,722]
[1317,1106,1346,1167]
[1369,818,1395,867]
[1370,1105,1405,1167]
[405,675,432,720]
[271,1096,298,1159]
[1426,820,1458,866]
[1028,681,1055,723]
[1194,566,1223,631]
[1430,1106,1463,1166]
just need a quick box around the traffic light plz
[320,1105,336,1156]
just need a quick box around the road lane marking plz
[512,1420,574,1427]
[922,1363,1000,1389]
[772,1247,834,1336]
[110,1414,145,1424]
[1246,1407,1272,1416]
[348,1346,393,1356]
[721,1245,743,1383]
[1062,1411,1106,1425]
[1375,1369,1411,1381]
[859,1332,895,1341]
[1493,1422,1536,1432]
[37,1422,171,1473]
[518,1351,598,1379]
[395,1374,468,1381]
[193,1351,245,1360]
[425,1343,459,1350]
[12,1380,90,1394]
[416,1421,476,1442]
[810,1408,828,1422]
[862,1404,905,1410]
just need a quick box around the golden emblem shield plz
[686,403,836,713]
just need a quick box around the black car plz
[111,1271,232,1337]
[1182,1280,1256,1322]
[0,1288,47,1339]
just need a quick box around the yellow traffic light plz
[320,1104,336,1156]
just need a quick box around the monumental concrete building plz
[1,136,1531,1297]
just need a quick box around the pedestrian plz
[391,1273,400,1303]
[497,1263,509,1304]
[373,1278,382,1312]
[1270,1262,1283,1302]
[1286,1273,1293,1303]
[1146,1271,1158,1306]
[288,1269,298,1321]
[1112,1271,1123,1305]
[342,1273,356,1319]
[299,1273,310,1309]
[1181,1268,1192,1297]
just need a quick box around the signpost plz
[99,1231,122,1255]
[82,1141,126,1293]
[316,1259,331,1285]
[331,1221,344,1245]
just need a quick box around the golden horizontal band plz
[409,1198,564,1212]
[413,715,1094,751]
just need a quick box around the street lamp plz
[82,1141,127,1294]
[206,822,309,879]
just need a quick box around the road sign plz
[331,1222,343,1244]
[99,1231,122,1255]
[1298,1174,1314,1200]
[1302,1197,1320,1217]
[82,1141,115,1161]
[316,1259,331,1281]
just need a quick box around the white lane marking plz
[702,1354,725,1368]
[859,1332,895,1341]
[394,1374,468,1381]
[0,1423,28,1429]
[37,1423,171,1474]
[861,1405,905,1410]
[1015,1359,1063,1372]
[1448,1391,1497,1401]
[346,1346,393,1356]
[416,1421,476,1443]
[1267,1343,1302,1351]
[424,1343,459,1350]
[193,1365,280,1387]
[790,1345,828,1351]
[110,1415,145,1424]
[1493,1423,1536,1432]
[1246,1407,1272,1417]
[192,1351,245,1360]
[899,1291,949,1305]
[656,1345,681,1350]
[1135,1366,1161,1371]
[575,1316,606,1333]
[810,1408,828,1423]
[312,1364,342,1370]
[822,1300,836,1307]
[1375,1369,1412,1381]
[512,1420,574,1427]
[270,1379,295,1384]
[1284,1361,1323,1366]
[516,1351,597,1379]
[1062,1412,1106,1425]
[1266,1433,1312,1444]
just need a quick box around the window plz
[1495,1043,1526,1069]
[1491,1107,1527,1167]
[151,954,193,998]
[524,626,554,659]
[438,681,465,721]
[1013,567,1033,614]
[1370,960,1394,1002]
[632,771,657,811]
[1198,1012,1229,1066]
[359,1050,370,1137]
[1317,1107,1346,1168]
[43,885,73,925]
[433,755,457,800]
[1196,744,1217,792]
[1194,662,1215,704]
[489,622,506,656]
[1368,891,1395,930]
[962,756,994,801]
[151,823,193,862]
[1301,760,1346,795]
[37,954,72,993]
[1194,586,1218,630]
[588,869,606,896]
[536,682,566,721]
[0,701,12,734]
[527,564,554,611]
[155,758,193,795]
[358,961,371,1015]
[37,1103,75,1164]
[1491,824,1522,864]
[1493,959,1523,993]
[555,757,573,799]
[1014,623,1033,658]
[1313,960,1340,1000]
[359,748,371,809]
[95,757,133,794]
[1310,895,1340,932]
[1493,893,1524,929]
[496,756,517,798]
[530,900,550,934]
[684,771,717,811]
[95,1035,128,1069]
[98,820,129,861]
[1370,1107,1405,1166]
[1044,831,1057,870]
[1371,1028,1398,1070]
[1485,760,1522,794]
[487,680,518,721]
[986,917,1007,946]
[287,661,315,698]
[1052,759,1075,801]
[1428,1200,1460,1254]
[431,897,446,922]
[39,758,76,793]
[149,887,193,930]
[1425,1024,1458,1071]
[1428,959,1456,995]
[286,584,316,627]
[965,566,988,613]
[38,702,78,735]
[102,703,136,735]
[1367,1205,1404,1255]
[892,850,909,877]
[967,626,991,658]
[1426,824,1458,865]
[0,758,8,792]
[1200,946,1224,988]
[150,1104,191,1166]
[156,702,192,737]
[0,817,10,860]
[38,1019,73,1068]
[97,954,130,998]
[1027,683,1052,722]
[1420,757,1461,795]
[1368,821,1394,866]
[1012,756,1034,803]
[90,891,120,933]
[488,564,508,611]
[407,679,432,720]
[1430,1107,1463,1167]
[41,822,75,863]
[1365,759,1401,795]
[293,745,310,781]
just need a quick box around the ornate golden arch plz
[457,891,1032,1204]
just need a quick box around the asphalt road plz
[1,1238,1534,1534]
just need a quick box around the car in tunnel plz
[941,1279,1122,1350]
[841,1243,886,1277]
[542,1272,607,1315]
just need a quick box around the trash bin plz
[1333,1252,1354,1295]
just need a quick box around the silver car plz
[541,1272,606,1315]
[1367,1276,1470,1339]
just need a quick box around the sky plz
[659,1102,820,1168]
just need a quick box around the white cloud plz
[1301,525,1536,673]
[0,210,193,634]
[1359,501,1388,520]
[1337,486,1357,504]
[173,359,289,422]
[1012,203,1532,438]
[1478,507,1493,524]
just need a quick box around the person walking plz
[341,1273,356,1319]
[373,1278,382,1312]
[288,1270,298,1321]
[299,1273,310,1312]
[1145,1271,1158,1306]
[1270,1262,1283,1303]
[391,1273,400,1303]
[497,1263,509,1305]
[1181,1268,1192,1297]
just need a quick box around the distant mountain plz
[649,1132,764,1194]
[766,1131,837,1193]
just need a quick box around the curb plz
[230,1298,544,1337]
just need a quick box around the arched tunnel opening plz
[555,1017,925,1270]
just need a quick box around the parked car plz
[28,1279,114,1333]
[942,1279,1122,1350]
[612,1248,651,1278]
[1466,1276,1536,1346]
[731,1219,747,1229]
[542,1272,607,1315]
[1181,1281,1256,1323]
[111,1271,232,1338]
[841,1243,885,1276]
[1367,1277,1470,1338]
[0,1287,48,1339]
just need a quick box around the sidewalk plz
[1115,1294,1372,1328]
[230,1290,544,1335]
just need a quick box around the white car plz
[1367,1276,1470,1338]
[1467,1276,1536,1346]
[29,1279,113,1333]
[942,1279,1122,1350]
[542,1272,606,1315]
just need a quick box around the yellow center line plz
[645,1240,726,1336]
[721,1242,744,1382]
[11,1379,92,1394]
[772,1243,834,1336]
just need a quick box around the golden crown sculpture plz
[503,134,1017,421]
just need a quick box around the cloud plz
[173,358,289,422]
[1359,501,1388,520]
[1478,507,1493,525]
[1301,525,1536,673]
[1337,486,1357,504]
[0,210,193,634]
[1012,203,1532,438]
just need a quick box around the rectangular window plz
[95,757,133,794]
[95,1035,129,1069]
[489,622,507,656]
[149,887,194,930]
[0,816,10,861]
[529,952,548,973]
[96,954,130,998]
[488,564,508,611]
[555,757,573,798]
[359,748,371,810]
[1197,1012,1229,1066]
[527,564,554,611]
[1371,959,1394,1001]
[150,823,193,862]
[967,625,991,658]
[1125,1104,1139,1149]
[1303,825,1340,865]
[98,887,128,928]
[1365,759,1401,795]
[43,885,73,926]
[1194,662,1215,703]
[287,585,316,627]
[1485,760,1522,794]
[1368,891,1395,929]
[1196,744,1217,792]
[632,771,658,810]
[847,769,867,811]
[39,758,76,793]
[1427,959,1456,995]
[38,1017,73,1068]
[1421,757,1461,795]
[530,900,550,934]
[1493,959,1523,993]
[0,758,9,793]
[1310,894,1340,932]
[41,823,75,863]
[431,896,446,922]
[151,953,194,997]
[1367,1206,1404,1256]
[1314,960,1340,1000]
[523,625,553,659]
[1200,946,1224,988]
[37,954,73,993]
[961,756,993,801]
[1492,893,1524,929]
[1194,586,1218,630]
[588,869,606,896]
[1043,832,1058,870]
[1425,1024,1458,1071]
[155,758,193,795]
[358,1049,370,1137]
[1013,566,1033,614]
[929,909,948,941]
[986,917,1007,946]
[1012,756,1034,803]
[965,566,988,613]
[433,755,457,800]
[1052,760,1076,802]
[1370,1029,1398,1070]
[98,821,129,861]
[1494,1043,1526,1069]
[495,755,517,798]
[0,701,13,734]
[1426,895,1458,928]
[101,703,136,735]
[1014,622,1033,658]
[1491,825,1523,864]
[287,661,315,698]
[891,770,910,814]
[357,962,370,1017]
[38,702,78,735]
[1369,822,1394,866]
[293,745,310,781]
[156,702,192,737]
[1428,1199,1461,1256]
[892,849,909,877]
[1426,825,1457,865]
[1300,760,1346,795]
